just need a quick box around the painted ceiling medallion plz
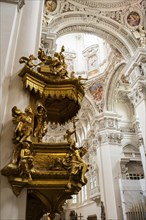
[127,11,141,27]
[45,0,57,12]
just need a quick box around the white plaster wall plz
[136,100,146,148]
[109,145,123,220]
[98,144,119,219]
[115,102,133,122]
[0,2,21,132]
[0,1,44,219]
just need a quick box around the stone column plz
[96,112,123,220]
[128,60,146,178]
[1,1,44,219]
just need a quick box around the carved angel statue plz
[67,146,89,188]
[12,106,33,144]
[33,104,48,142]
[52,45,68,78]
[64,129,76,150]
[38,47,52,65]
[38,46,68,78]
[19,142,33,180]
[19,54,37,68]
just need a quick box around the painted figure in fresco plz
[89,83,103,101]
[127,11,140,27]
[33,104,48,142]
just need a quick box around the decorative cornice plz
[71,0,141,10]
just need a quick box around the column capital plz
[98,131,123,145]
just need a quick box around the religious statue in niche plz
[45,0,57,12]
[89,83,103,101]
[127,11,140,27]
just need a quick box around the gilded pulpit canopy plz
[18,46,86,124]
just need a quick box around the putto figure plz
[12,106,33,144]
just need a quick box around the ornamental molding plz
[56,1,143,29]
[92,112,121,132]
[48,14,138,53]
[98,132,123,145]
[42,0,145,60]
[97,117,119,131]
[128,81,146,106]
[119,49,146,83]
[115,90,130,103]
[71,0,141,10]
[129,61,146,87]
[120,126,136,134]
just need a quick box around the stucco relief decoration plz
[120,74,130,84]
[89,83,103,102]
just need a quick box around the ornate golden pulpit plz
[1,47,88,219]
